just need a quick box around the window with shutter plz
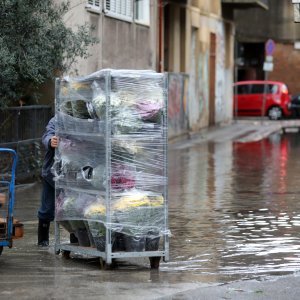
[87,0,101,10]
[104,0,133,22]
[135,0,150,25]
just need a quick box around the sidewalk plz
[160,274,300,300]
[170,118,300,150]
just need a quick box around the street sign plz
[266,55,273,62]
[263,62,274,72]
[265,39,275,56]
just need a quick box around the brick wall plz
[269,43,300,95]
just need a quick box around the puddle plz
[167,132,300,282]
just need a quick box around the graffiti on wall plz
[188,28,210,130]
[215,22,226,123]
[198,50,209,122]
[168,73,189,138]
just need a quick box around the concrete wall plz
[183,1,234,133]
[234,1,300,43]
[168,73,189,138]
[166,0,234,138]
[60,0,158,76]
[41,0,158,104]
[215,21,233,124]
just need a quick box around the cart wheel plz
[0,246,3,256]
[99,257,113,270]
[62,250,71,259]
[149,257,161,269]
[55,249,60,255]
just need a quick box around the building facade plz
[50,0,268,138]
[164,0,269,137]
[56,0,159,73]
[163,0,232,134]
[234,0,300,95]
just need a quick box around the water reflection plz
[167,132,300,282]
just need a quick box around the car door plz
[249,84,266,115]
[234,84,251,116]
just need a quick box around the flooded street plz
[3,128,300,299]
[167,131,300,283]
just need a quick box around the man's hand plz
[50,136,59,148]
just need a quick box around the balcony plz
[222,0,269,10]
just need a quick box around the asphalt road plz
[2,119,300,299]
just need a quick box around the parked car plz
[290,94,300,117]
[233,80,292,120]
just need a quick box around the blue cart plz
[0,148,19,255]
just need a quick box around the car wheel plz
[267,107,283,120]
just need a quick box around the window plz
[86,0,101,10]
[270,84,279,94]
[250,84,278,94]
[135,0,150,25]
[251,84,265,94]
[104,0,133,22]
[237,85,250,95]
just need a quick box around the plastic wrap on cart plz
[54,69,170,252]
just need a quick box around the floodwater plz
[167,131,300,283]
[4,130,300,297]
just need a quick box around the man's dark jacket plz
[41,117,55,187]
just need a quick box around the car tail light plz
[274,96,281,103]
[281,85,288,94]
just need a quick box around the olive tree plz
[0,0,97,107]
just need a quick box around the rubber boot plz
[38,219,50,246]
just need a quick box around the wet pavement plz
[168,131,300,282]
[2,120,300,299]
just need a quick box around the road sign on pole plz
[265,39,275,56]
[262,39,275,123]
[263,62,274,72]
[263,40,275,72]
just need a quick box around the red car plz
[233,80,292,120]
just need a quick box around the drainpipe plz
[158,0,163,72]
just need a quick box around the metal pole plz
[261,71,269,124]
[234,40,238,123]
[105,71,112,264]
[234,81,238,123]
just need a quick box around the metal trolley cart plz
[0,148,22,255]
[54,69,169,269]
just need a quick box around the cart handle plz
[0,148,18,181]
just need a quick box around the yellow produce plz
[149,195,164,207]
[84,203,106,219]
[113,194,150,211]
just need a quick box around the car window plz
[236,83,279,95]
[249,84,278,94]
[251,84,265,94]
[269,84,278,94]
[236,85,250,95]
